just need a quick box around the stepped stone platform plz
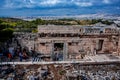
[0,54,120,65]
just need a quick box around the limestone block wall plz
[117,37,120,55]
[68,44,80,59]
[102,39,115,53]
[81,38,95,50]
[38,43,51,54]
[67,38,117,55]
[68,44,80,54]
[37,37,118,56]
[67,38,96,59]
[20,39,35,51]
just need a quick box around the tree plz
[32,29,38,33]
[0,28,14,42]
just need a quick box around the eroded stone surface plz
[14,24,120,61]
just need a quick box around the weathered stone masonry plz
[14,24,120,60]
[35,24,120,60]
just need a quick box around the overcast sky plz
[0,0,120,16]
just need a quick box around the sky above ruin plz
[0,0,120,16]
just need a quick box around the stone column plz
[63,42,68,60]
[66,43,68,60]
[51,42,54,61]
[96,40,99,50]
[117,37,120,56]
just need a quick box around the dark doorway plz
[54,43,64,51]
[53,43,64,61]
[97,40,104,51]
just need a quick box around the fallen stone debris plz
[0,63,120,80]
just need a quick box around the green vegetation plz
[0,17,114,42]
[31,18,114,25]
[0,27,14,42]
[59,70,66,75]
[0,19,15,42]
[32,29,38,33]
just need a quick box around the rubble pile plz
[0,63,120,80]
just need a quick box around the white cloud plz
[29,0,36,4]
[103,0,111,4]
[74,2,93,7]
[116,7,120,10]
[4,0,14,8]
[3,0,114,8]
[3,0,65,8]
[71,0,93,7]
[4,0,34,8]
[39,0,60,6]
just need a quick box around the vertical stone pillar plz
[35,43,38,52]
[117,37,120,56]
[51,42,54,61]
[91,45,93,55]
[94,49,97,55]
[63,42,68,60]
[96,40,99,50]
[66,43,68,60]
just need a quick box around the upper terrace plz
[38,24,119,37]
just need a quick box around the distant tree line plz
[0,17,115,42]
[0,19,14,42]
[31,18,114,25]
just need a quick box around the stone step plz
[32,57,41,62]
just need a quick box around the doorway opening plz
[97,40,104,51]
[52,43,64,61]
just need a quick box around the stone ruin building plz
[14,24,120,61]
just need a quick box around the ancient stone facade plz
[14,24,120,60]
[36,24,120,60]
